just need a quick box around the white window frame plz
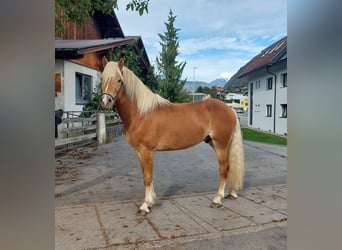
[281,73,287,88]
[75,72,92,105]
[267,77,273,90]
[280,104,287,118]
[266,104,272,117]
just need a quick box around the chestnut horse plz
[100,57,244,213]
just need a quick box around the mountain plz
[210,78,227,87]
[184,81,210,91]
[224,66,248,89]
[184,78,228,92]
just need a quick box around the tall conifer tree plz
[156,9,189,102]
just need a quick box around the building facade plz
[238,36,287,135]
[55,10,150,112]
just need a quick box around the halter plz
[100,78,123,107]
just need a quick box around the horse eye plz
[118,79,122,83]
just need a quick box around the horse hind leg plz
[210,147,229,208]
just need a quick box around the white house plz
[55,57,100,112]
[55,10,150,113]
[238,36,287,135]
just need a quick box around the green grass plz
[241,128,287,145]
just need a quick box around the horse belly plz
[156,122,206,151]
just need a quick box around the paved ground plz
[55,136,287,249]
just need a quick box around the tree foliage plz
[109,41,143,78]
[155,10,190,103]
[82,41,142,114]
[126,0,150,15]
[55,0,150,33]
[144,65,160,93]
[82,40,159,113]
[109,41,159,92]
[196,86,216,99]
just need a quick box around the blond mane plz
[102,61,170,115]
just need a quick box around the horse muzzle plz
[100,93,115,109]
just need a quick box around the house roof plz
[93,10,125,38]
[238,36,287,78]
[55,10,151,72]
[224,65,248,89]
[55,37,139,57]
[55,36,151,73]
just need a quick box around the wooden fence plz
[55,111,124,154]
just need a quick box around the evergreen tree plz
[197,86,217,99]
[196,86,203,93]
[155,9,190,102]
[144,65,159,93]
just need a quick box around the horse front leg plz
[135,147,156,214]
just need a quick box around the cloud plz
[115,0,287,82]
[220,72,234,80]
[179,36,266,57]
[179,56,248,83]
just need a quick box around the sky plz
[115,0,287,83]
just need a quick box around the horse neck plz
[114,87,139,129]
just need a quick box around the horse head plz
[100,57,124,109]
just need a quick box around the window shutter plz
[55,73,61,95]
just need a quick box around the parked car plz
[235,108,245,114]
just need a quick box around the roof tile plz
[238,36,287,77]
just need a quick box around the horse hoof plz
[210,202,222,208]
[137,209,149,216]
[226,193,238,200]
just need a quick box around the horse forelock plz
[102,62,122,86]
[103,62,170,115]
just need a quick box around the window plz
[267,77,273,90]
[75,73,92,104]
[266,104,272,117]
[255,80,260,89]
[280,104,287,118]
[281,73,287,87]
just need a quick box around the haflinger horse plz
[100,57,244,214]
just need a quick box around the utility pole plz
[193,67,197,102]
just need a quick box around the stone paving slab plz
[143,200,208,239]
[243,185,287,215]
[97,203,159,245]
[215,195,286,225]
[55,185,287,249]
[173,195,254,232]
[55,206,105,250]
[257,184,287,199]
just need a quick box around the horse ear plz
[102,56,109,68]
[118,58,124,71]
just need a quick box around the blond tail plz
[227,110,245,193]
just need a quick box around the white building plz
[55,38,146,112]
[55,10,150,113]
[238,36,287,135]
[225,93,248,112]
[55,57,100,112]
